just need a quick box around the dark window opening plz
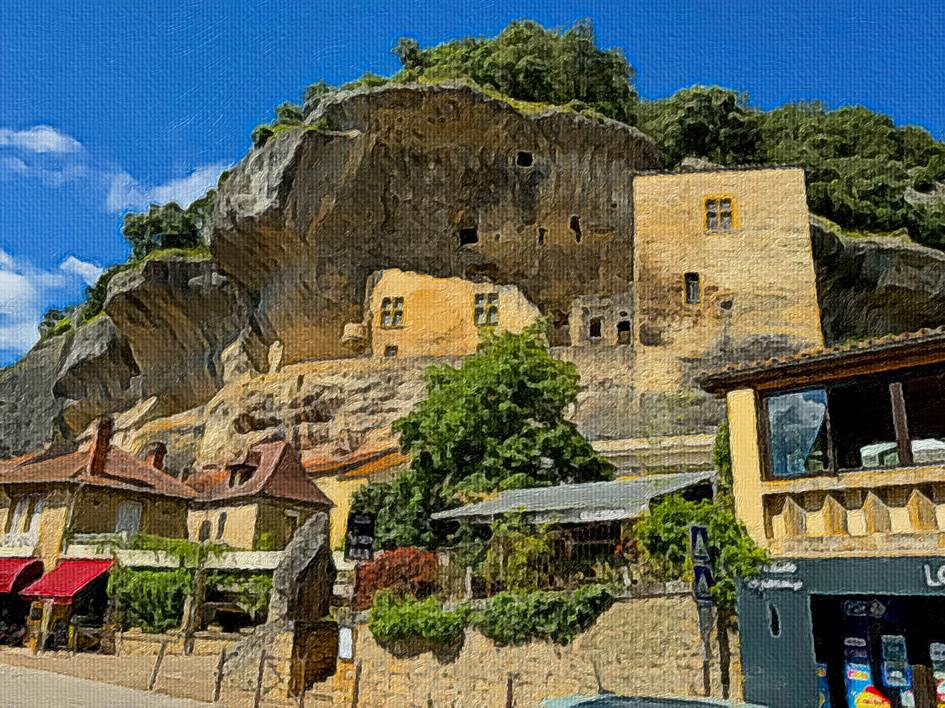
[705,197,734,231]
[768,603,781,637]
[763,366,945,479]
[474,293,499,326]
[384,345,398,358]
[719,299,734,311]
[380,297,404,328]
[515,151,533,167]
[198,520,211,543]
[588,318,602,339]
[216,512,228,539]
[537,227,546,245]
[684,273,701,304]
[616,320,632,344]
[569,216,582,243]
[458,227,479,246]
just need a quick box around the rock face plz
[811,216,945,343]
[209,83,662,363]
[3,87,945,465]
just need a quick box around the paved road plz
[0,663,209,707]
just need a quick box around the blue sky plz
[1,0,943,362]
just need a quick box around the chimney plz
[145,442,167,471]
[86,417,113,476]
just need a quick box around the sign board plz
[344,512,375,562]
[690,525,711,563]
[693,564,715,603]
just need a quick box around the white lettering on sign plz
[745,578,803,592]
[923,564,945,588]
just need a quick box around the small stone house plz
[0,418,195,568]
[185,441,332,550]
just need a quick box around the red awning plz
[20,559,113,603]
[0,558,43,593]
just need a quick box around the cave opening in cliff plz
[616,320,632,344]
[537,227,546,245]
[515,151,533,167]
[569,216,582,242]
[458,227,479,246]
[588,318,602,339]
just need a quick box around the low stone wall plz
[345,592,740,707]
[115,630,238,657]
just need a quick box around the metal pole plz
[212,645,226,703]
[253,650,267,708]
[148,640,168,691]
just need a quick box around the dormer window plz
[380,297,404,328]
[705,197,735,231]
[229,465,254,487]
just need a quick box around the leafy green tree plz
[634,495,766,697]
[713,420,733,495]
[636,86,764,166]
[481,515,553,592]
[386,20,638,123]
[121,192,214,260]
[352,326,613,550]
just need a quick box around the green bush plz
[107,567,190,633]
[480,515,553,592]
[367,590,468,648]
[206,571,272,620]
[471,584,615,645]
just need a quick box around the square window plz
[684,273,701,304]
[705,198,735,231]
[384,345,398,358]
[380,296,404,328]
[588,318,602,339]
[475,292,499,326]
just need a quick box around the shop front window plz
[766,388,830,478]
[902,368,945,465]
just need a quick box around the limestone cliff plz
[1,86,945,469]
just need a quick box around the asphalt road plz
[0,663,209,707]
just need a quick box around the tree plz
[352,326,614,550]
[120,192,214,260]
[636,86,764,167]
[634,495,767,698]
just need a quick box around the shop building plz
[701,327,945,708]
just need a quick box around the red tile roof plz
[699,327,945,393]
[0,442,197,499]
[21,559,113,603]
[303,446,409,480]
[187,441,332,507]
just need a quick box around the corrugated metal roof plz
[431,471,715,524]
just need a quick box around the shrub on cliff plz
[351,326,613,550]
[354,547,439,610]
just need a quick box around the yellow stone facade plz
[186,500,315,550]
[632,167,824,391]
[362,269,542,358]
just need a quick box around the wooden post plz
[148,641,168,691]
[350,659,362,708]
[182,560,207,656]
[253,650,267,708]
[506,672,514,708]
[212,645,226,703]
[36,599,53,655]
[297,650,309,708]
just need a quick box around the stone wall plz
[344,593,740,707]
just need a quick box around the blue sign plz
[693,563,714,602]
[690,525,710,562]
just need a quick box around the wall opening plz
[616,320,632,344]
[588,318,602,339]
[684,272,701,304]
[458,227,479,246]
[569,216,582,243]
[515,151,534,167]
[537,227,546,245]
[384,345,398,358]
[768,603,781,637]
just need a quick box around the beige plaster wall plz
[71,489,188,539]
[187,503,258,549]
[632,168,824,392]
[348,594,739,707]
[367,269,542,358]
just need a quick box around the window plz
[216,512,228,540]
[569,216,582,243]
[198,520,211,543]
[616,320,632,344]
[766,388,831,478]
[705,197,735,231]
[588,318,602,339]
[684,273,701,305]
[902,368,945,465]
[380,297,404,328]
[827,380,898,470]
[286,510,300,537]
[474,293,499,326]
[115,500,143,536]
[515,151,533,167]
[384,345,398,358]
[537,227,546,245]
[6,497,30,535]
[458,227,479,246]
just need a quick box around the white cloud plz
[106,162,228,212]
[0,125,82,154]
[59,256,103,286]
[0,248,102,358]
